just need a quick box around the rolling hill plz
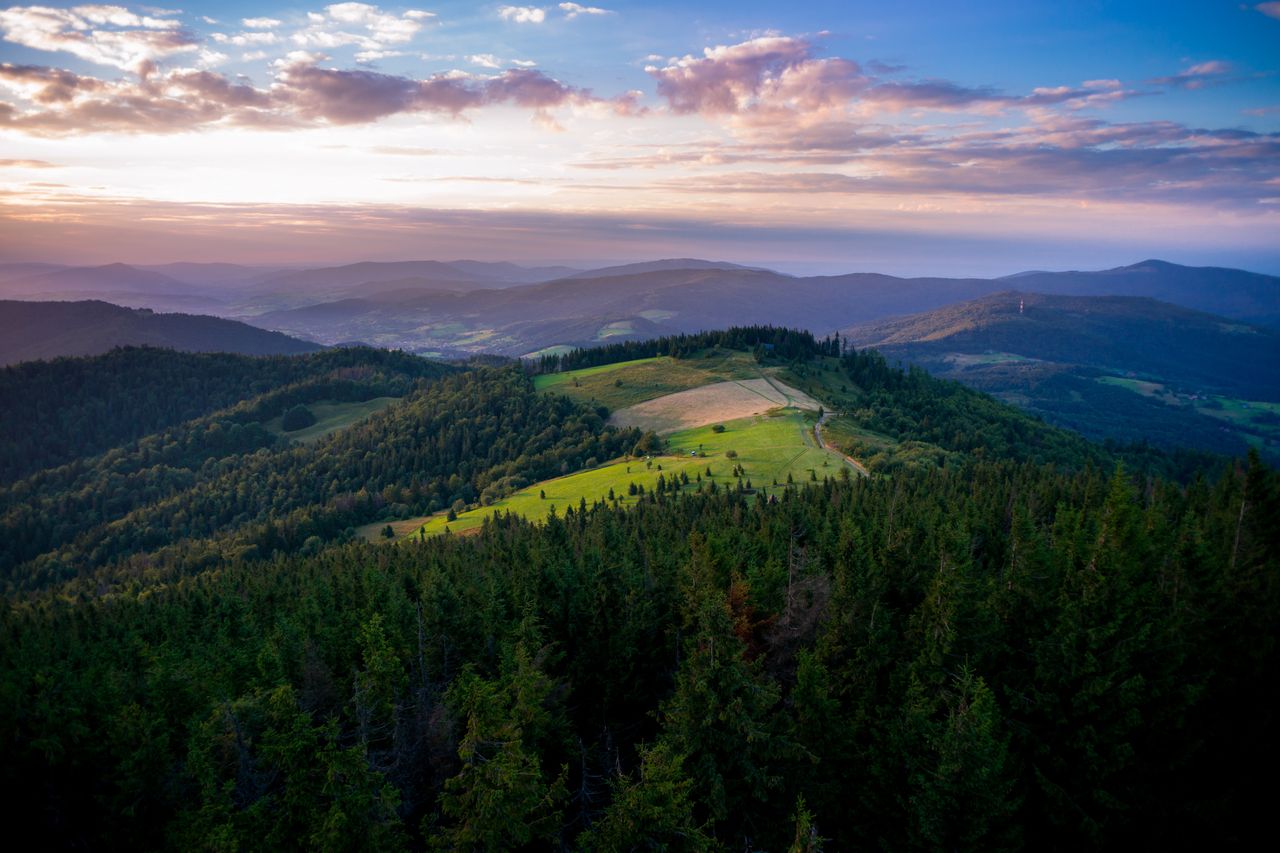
[0,300,323,365]
[1,326,1273,851]
[234,259,1280,358]
[843,291,1280,457]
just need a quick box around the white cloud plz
[0,4,198,70]
[242,17,282,29]
[469,53,536,69]
[356,49,405,62]
[197,48,229,68]
[559,3,610,19]
[292,3,433,50]
[499,6,546,24]
[211,31,280,46]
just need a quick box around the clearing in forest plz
[532,350,760,410]
[610,377,821,434]
[263,397,400,444]
[401,406,856,540]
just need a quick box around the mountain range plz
[3,257,1277,357]
[0,300,322,366]
[844,291,1280,458]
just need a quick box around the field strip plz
[610,378,821,434]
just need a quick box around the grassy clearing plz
[597,321,635,339]
[944,351,1039,367]
[264,397,400,444]
[405,407,851,540]
[1097,376,1170,398]
[534,350,761,411]
[533,357,662,390]
[611,378,821,434]
[775,356,862,410]
[522,344,577,359]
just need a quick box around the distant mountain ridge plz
[3,257,1277,359]
[236,258,1280,357]
[0,300,323,366]
[841,291,1280,459]
[844,291,1280,397]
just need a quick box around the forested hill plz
[2,457,1275,849]
[0,299,322,365]
[844,291,1280,400]
[0,365,635,594]
[0,346,441,483]
[0,327,1275,849]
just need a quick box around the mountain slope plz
[0,263,189,298]
[1000,260,1280,326]
[564,258,770,279]
[0,300,323,365]
[846,291,1280,398]
[843,292,1280,457]
[242,258,1280,359]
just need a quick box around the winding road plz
[813,408,870,477]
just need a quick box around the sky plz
[0,1,1277,276]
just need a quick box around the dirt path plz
[813,408,870,477]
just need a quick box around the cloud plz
[647,35,1151,122]
[211,31,280,47]
[0,3,198,71]
[648,36,1006,116]
[1257,3,1280,20]
[648,36,824,114]
[242,17,282,29]
[0,62,281,134]
[469,53,501,69]
[559,3,611,19]
[0,158,59,168]
[499,6,547,24]
[1149,60,1234,90]
[292,3,434,51]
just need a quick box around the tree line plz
[532,326,843,374]
[1,453,1274,849]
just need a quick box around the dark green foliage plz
[534,325,841,374]
[1,456,1275,850]
[281,404,317,432]
[0,330,1275,850]
[0,345,436,482]
[0,365,635,593]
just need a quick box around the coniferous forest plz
[1,334,1277,851]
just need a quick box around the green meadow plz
[406,407,853,539]
[263,397,401,444]
[533,350,762,410]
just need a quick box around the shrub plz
[282,404,317,432]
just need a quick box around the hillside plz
[0,300,323,365]
[0,346,441,483]
[844,292,1280,457]
[234,259,1280,358]
[1,327,1273,850]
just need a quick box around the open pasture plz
[610,377,821,433]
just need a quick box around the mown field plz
[533,350,761,410]
[406,407,853,538]
[263,396,401,444]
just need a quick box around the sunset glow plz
[2,1,1278,274]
